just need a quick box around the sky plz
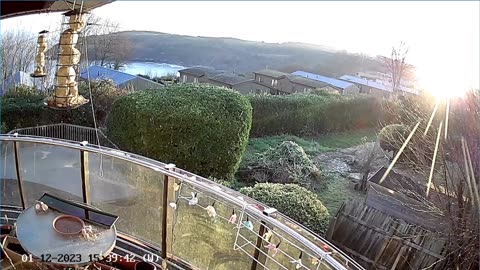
[1,1,479,93]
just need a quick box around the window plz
[193,78,198,83]
[271,79,278,87]
[182,75,187,83]
[257,76,261,82]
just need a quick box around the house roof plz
[339,75,391,92]
[253,69,289,79]
[209,73,251,86]
[287,75,328,89]
[292,71,356,89]
[80,66,137,86]
[179,67,223,77]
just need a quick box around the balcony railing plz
[0,134,364,270]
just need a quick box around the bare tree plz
[1,30,37,82]
[378,42,412,98]
[81,14,133,70]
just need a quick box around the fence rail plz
[7,123,119,149]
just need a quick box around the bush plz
[1,86,54,132]
[1,81,128,132]
[378,124,408,152]
[237,141,323,189]
[240,183,330,234]
[248,93,382,137]
[106,84,252,179]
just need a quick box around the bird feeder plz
[31,30,49,78]
[46,10,88,109]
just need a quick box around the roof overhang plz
[1,1,115,19]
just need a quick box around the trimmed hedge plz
[248,93,382,137]
[106,84,252,180]
[240,183,330,235]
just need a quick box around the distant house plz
[339,75,392,98]
[1,71,35,95]
[208,73,270,94]
[80,65,163,91]
[178,67,223,84]
[292,71,360,95]
[253,69,328,94]
[340,75,418,97]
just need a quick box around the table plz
[15,205,117,267]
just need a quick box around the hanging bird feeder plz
[45,10,88,110]
[31,30,49,78]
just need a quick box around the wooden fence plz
[326,200,448,270]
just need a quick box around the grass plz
[316,173,365,215]
[241,128,378,166]
[238,128,375,214]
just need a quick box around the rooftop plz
[287,74,328,88]
[253,69,289,79]
[339,75,391,92]
[209,72,251,85]
[80,65,137,86]
[292,71,356,89]
[179,67,224,77]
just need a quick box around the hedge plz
[1,81,128,132]
[106,84,252,180]
[248,93,383,137]
[240,183,330,235]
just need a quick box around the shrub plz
[248,93,382,137]
[70,80,130,127]
[237,141,323,189]
[106,84,252,179]
[1,86,54,132]
[240,183,330,234]
[378,124,408,152]
[0,81,127,132]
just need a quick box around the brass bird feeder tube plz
[31,30,49,78]
[46,11,89,110]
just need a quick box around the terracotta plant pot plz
[52,215,85,235]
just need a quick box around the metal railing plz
[8,123,119,149]
[0,134,364,270]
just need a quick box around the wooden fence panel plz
[327,200,447,270]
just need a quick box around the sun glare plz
[417,67,472,98]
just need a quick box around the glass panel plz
[18,142,83,206]
[171,183,254,270]
[1,141,22,206]
[88,153,163,246]
[263,222,334,270]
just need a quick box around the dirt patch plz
[315,142,391,179]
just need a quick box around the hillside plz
[91,31,384,76]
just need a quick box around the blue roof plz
[292,71,355,89]
[80,65,137,86]
[339,75,391,92]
